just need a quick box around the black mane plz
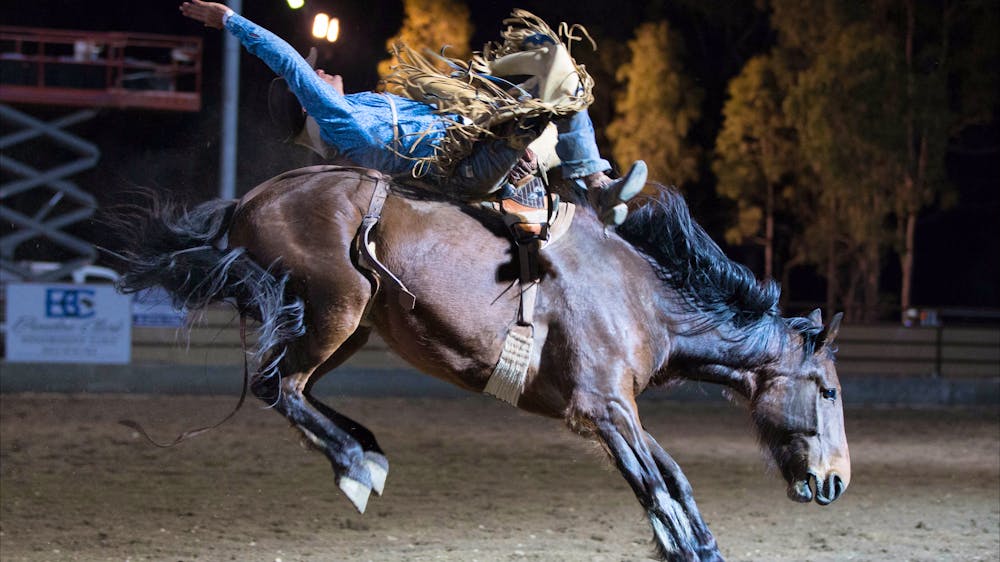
[617,185,781,334]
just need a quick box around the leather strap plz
[357,176,417,312]
[517,240,540,326]
[381,93,400,148]
[362,176,389,227]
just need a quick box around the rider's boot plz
[581,160,647,226]
[495,148,550,237]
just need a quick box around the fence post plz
[933,325,943,378]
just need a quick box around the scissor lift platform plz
[1,26,204,281]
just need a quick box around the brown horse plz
[116,165,850,561]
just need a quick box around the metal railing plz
[0,26,202,111]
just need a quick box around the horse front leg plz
[571,395,723,562]
[643,431,722,561]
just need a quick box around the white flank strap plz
[484,325,533,406]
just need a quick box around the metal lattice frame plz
[0,103,100,281]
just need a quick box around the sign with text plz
[4,283,131,364]
[132,286,187,327]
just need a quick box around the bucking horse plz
[114,165,850,561]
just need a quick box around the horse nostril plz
[815,474,845,505]
[832,474,846,498]
[788,477,813,503]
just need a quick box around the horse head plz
[749,309,850,506]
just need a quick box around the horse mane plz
[617,185,782,336]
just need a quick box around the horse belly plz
[368,198,523,392]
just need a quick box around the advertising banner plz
[4,283,131,364]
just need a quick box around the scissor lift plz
[0,26,202,281]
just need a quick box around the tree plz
[377,0,473,81]
[716,0,997,321]
[892,0,997,318]
[783,0,996,320]
[713,54,803,281]
[608,21,703,186]
[784,21,905,321]
[713,21,897,317]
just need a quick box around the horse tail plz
[114,195,305,378]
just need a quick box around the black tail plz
[113,195,305,376]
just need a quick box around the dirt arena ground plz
[0,393,997,561]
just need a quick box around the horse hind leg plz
[252,362,375,512]
[252,307,380,513]
[305,399,388,496]
[571,395,723,562]
[303,328,389,496]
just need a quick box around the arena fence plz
[2,304,998,403]
[125,306,1000,379]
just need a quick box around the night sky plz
[2,1,998,310]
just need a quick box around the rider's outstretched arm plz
[179,1,372,147]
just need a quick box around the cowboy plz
[179,1,646,224]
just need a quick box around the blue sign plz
[45,288,97,318]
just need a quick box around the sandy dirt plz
[0,393,997,562]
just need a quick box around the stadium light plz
[311,13,339,43]
[287,0,304,9]
[326,17,339,43]
[311,13,329,39]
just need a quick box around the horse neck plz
[662,312,790,398]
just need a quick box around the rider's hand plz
[316,70,344,95]
[179,1,231,30]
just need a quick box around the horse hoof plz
[338,476,372,514]
[364,451,389,496]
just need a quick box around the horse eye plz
[821,388,837,401]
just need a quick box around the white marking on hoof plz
[365,459,388,496]
[338,476,371,514]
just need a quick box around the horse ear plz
[818,312,844,350]
[808,308,823,328]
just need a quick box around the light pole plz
[219,0,242,199]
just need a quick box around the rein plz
[118,315,251,448]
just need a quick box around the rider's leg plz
[435,139,525,196]
[555,110,646,225]
[554,109,609,179]
[433,115,551,197]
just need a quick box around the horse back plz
[229,166,380,267]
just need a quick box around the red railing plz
[0,26,202,112]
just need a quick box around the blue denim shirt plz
[225,13,453,175]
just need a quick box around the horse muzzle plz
[787,472,848,505]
